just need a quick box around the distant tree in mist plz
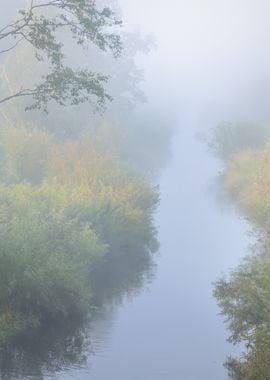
[0,5,172,176]
[209,122,270,161]
[0,0,122,112]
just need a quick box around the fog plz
[0,1,269,379]
[119,0,270,127]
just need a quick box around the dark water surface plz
[2,125,249,380]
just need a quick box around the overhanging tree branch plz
[0,0,122,112]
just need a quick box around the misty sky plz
[119,0,270,128]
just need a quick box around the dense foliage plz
[0,125,159,338]
[212,125,270,379]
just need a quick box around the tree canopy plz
[0,0,122,112]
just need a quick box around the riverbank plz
[211,123,270,379]
[0,125,159,339]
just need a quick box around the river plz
[0,1,264,378]
[33,121,248,380]
[0,119,249,380]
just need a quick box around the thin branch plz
[0,0,122,110]
[0,37,24,55]
[0,89,35,104]
[0,109,15,128]
[1,66,14,95]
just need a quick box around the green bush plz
[0,169,158,336]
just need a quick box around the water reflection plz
[0,249,157,379]
[0,322,90,380]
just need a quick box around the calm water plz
[1,124,249,380]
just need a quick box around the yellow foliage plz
[225,143,270,228]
